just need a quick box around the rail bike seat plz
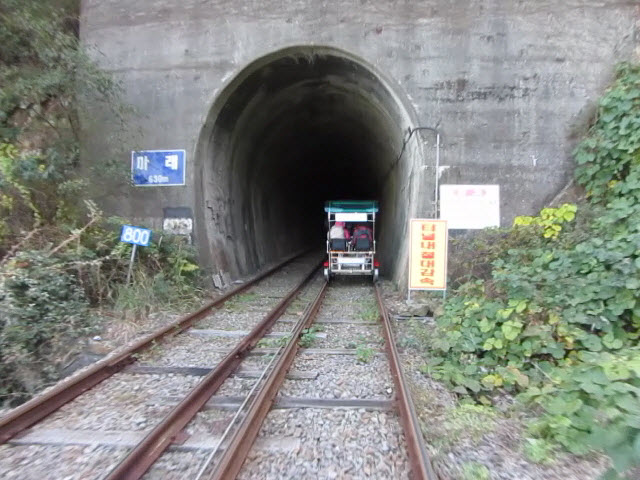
[330,238,348,251]
[354,237,371,251]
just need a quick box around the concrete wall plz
[80,0,639,283]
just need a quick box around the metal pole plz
[434,132,441,218]
[126,244,137,285]
[402,126,441,217]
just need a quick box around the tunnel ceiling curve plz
[196,46,420,277]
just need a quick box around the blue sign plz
[120,225,152,247]
[131,150,186,186]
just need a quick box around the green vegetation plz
[425,63,640,477]
[359,297,380,322]
[513,203,577,239]
[356,345,375,363]
[523,438,556,465]
[224,292,259,312]
[0,220,203,404]
[0,0,132,245]
[257,335,290,348]
[460,462,490,480]
[299,325,323,348]
[440,403,497,447]
[0,1,204,406]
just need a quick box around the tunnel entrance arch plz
[194,46,427,281]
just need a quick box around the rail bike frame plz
[324,200,379,282]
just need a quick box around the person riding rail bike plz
[351,223,373,250]
[327,221,351,241]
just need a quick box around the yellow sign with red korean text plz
[409,219,448,290]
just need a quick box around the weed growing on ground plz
[356,345,375,364]
[399,320,435,352]
[460,462,490,480]
[257,335,290,348]
[299,325,323,348]
[224,292,259,312]
[439,403,497,448]
[523,438,556,465]
[298,332,315,348]
[359,298,380,322]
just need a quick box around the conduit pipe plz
[385,125,442,217]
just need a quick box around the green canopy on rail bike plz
[324,200,379,213]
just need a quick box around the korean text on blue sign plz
[131,150,186,186]
[120,225,152,247]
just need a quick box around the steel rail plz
[0,249,310,444]
[193,349,281,480]
[374,284,437,480]
[208,280,328,480]
[103,261,322,480]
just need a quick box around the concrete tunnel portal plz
[195,46,424,280]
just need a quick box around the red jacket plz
[352,225,372,241]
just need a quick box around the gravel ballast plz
[36,373,203,432]
[280,354,393,399]
[238,407,411,480]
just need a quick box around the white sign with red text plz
[440,185,500,229]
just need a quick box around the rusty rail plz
[206,281,434,480]
[208,281,328,480]
[103,261,322,480]
[374,284,437,480]
[0,249,309,444]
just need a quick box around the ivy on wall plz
[427,63,640,478]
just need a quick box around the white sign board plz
[335,213,368,222]
[440,185,500,229]
[338,257,365,265]
[163,218,193,236]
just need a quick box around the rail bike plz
[323,200,379,282]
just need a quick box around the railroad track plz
[0,253,435,480]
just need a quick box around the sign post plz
[408,219,448,301]
[120,225,152,284]
[126,244,137,285]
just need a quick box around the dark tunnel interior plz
[197,48,420,278]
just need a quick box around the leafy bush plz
[0,0,131,255]
[0,222,204,406]
[428,63,640,477]
[523,347,640,462]
[575,62,640,201]
[0,251,93,403]
[0,1,202,408]
[514,204,577,238]
[446,226,544,289]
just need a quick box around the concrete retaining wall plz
[80,0,639,284]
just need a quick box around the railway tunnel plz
[194,47,427,280]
